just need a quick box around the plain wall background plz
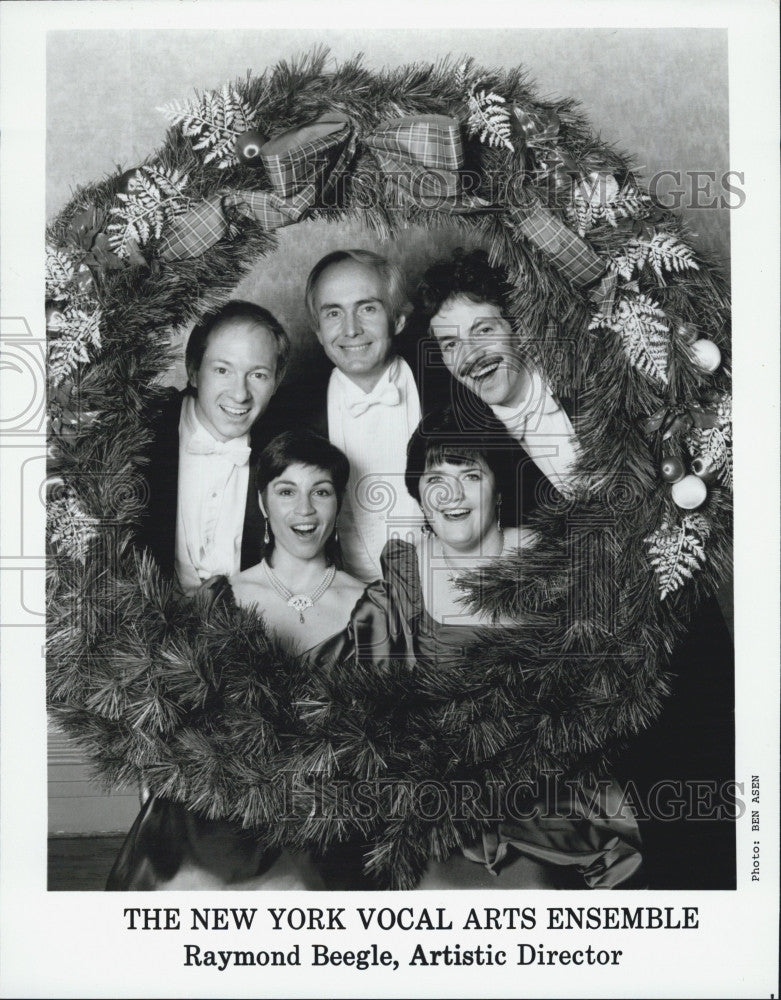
[47,27,730,262]
[47,28,731,383]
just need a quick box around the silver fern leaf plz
[45,244,76,299]
[48,306,101,386]
[107,165,189,255]
[687,425,733,490]
[159,84,256,169]
[565,196,593,237]
[611,179,653,221]
[646,514,711,600]
[590,293,669,385]
[569,174,650,235]
[646,232,700,279]
[607,240,648,280]
[466,86,514,151]
[48,492,98,563]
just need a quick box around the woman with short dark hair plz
[108,429,389,889]
[231,429,364,656]
[380,407,642,889]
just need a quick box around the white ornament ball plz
[671,474,707,510]
[690,338,721,372]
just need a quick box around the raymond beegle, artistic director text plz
[122,903,701,972]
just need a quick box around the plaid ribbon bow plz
[159,113,355,261]
[362,114,487,212]
[506,196,616,311]
[158,109,615,313]
[640,402,720,439]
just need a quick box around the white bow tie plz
[348,382,401,417]
[185,436,251,466]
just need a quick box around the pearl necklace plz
[261,560,336,624]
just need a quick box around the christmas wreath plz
[46,50,732,888]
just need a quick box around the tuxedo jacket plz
[258,331,560,528]
[135,389,265,578]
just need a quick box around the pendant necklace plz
[262,560,336,624]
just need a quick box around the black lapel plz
[137,391,183,576]
[240,457,264,570]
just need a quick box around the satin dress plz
[381,538,643,890]
[105,577,391,891]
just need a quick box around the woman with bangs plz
[380,406,643,890]
[413,249,736,891]
[107,429,386,890]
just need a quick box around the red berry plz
[660,457,685,483]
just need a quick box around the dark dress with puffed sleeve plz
[381,538,643,889]
[105,576,390,890]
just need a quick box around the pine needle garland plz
[45,51,732,888]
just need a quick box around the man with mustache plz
[417,249,736,891]
[418,248,580,517]
[137,300,290,594]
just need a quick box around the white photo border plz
[0,2,778,998]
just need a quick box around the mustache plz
[458,352,506,381]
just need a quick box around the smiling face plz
[420,456,498,553]
[261,463,339,561]
[312,258,404,392]
[430,295,529,408]
[191,320,279,441]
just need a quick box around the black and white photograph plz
[0,2,778,997]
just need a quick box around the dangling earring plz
[259,491,269,547]
[496,498,503,533]
[334,527,339,544]
[421,519,432,535]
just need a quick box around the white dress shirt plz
[491,368,581,495]
[327,357,423,582]
[174,395,251,594]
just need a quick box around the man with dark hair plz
[418,248,580,501]
[137,300,290,593]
